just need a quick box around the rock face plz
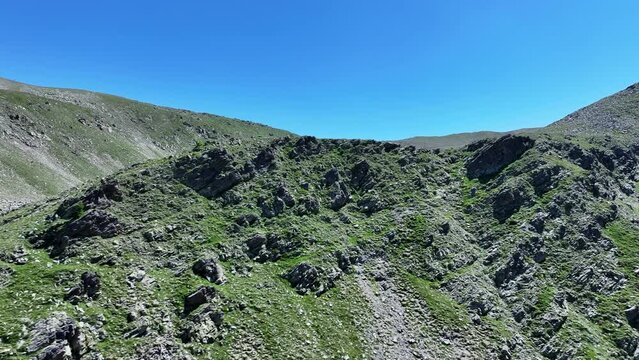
[192,259,226,285]
[466,135,535,179]
[27,313,85,360]
[492,182,532,222]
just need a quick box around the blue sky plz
[1,1,638,140]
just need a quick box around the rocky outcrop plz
[27,313,85,360]
[30,209,123,257]
[466,135,535,179]
[288,136,323,159]
[328,182,350,210]
[357,192,385,214]
[350,160,375,191]
[174,149,245,198]
[64,271,101,304]
[245,233,302,263]
[253,147,276,171]
[282,262,340,296]
[296,196,320,216]
[181,305,224,344]
[56,180,123,220]
[492,182,532,222]
[494,251,529,287]
[258,185,296,218]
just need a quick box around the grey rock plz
[184,286,217,314]
[466,135,535,179]
[192,258,226,285]
[64,272,101,304]
[28,313,84,360]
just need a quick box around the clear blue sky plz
[1,1,638,140]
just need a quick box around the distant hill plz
[398,83,639,150]
[0,77,291,211]
[396,130,522,149]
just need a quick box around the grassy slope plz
[0,79,291,211]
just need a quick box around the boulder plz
[64,271,101,304]
[328,182,350,210]
[192,259,226,284]
[275,185,295,207]
[258,196,286,218]
[235,214,259,227]
[626,305,639,330]
[184,286,217,314]
[466,135,535,179]
[296,196,320,216]
[253,147,276,171]
[324,167,340,186]
[357,193,385,214]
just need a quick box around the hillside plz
[1,82,639,359]
[1,81,639,359]
[0,78,290,212]
[548,83,639,138]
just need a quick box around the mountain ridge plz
[0,77,291,212]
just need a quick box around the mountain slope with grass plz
[0,77,290,212]
[395,129,532,150]
[1,82,639,359]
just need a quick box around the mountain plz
[396,129,535,150]
[548,83,639,137]
[397,82,639,150]
[0,77,290,212]
[2,82,639,359]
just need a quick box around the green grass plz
[403,273,469,327]
[533,285,556,316]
